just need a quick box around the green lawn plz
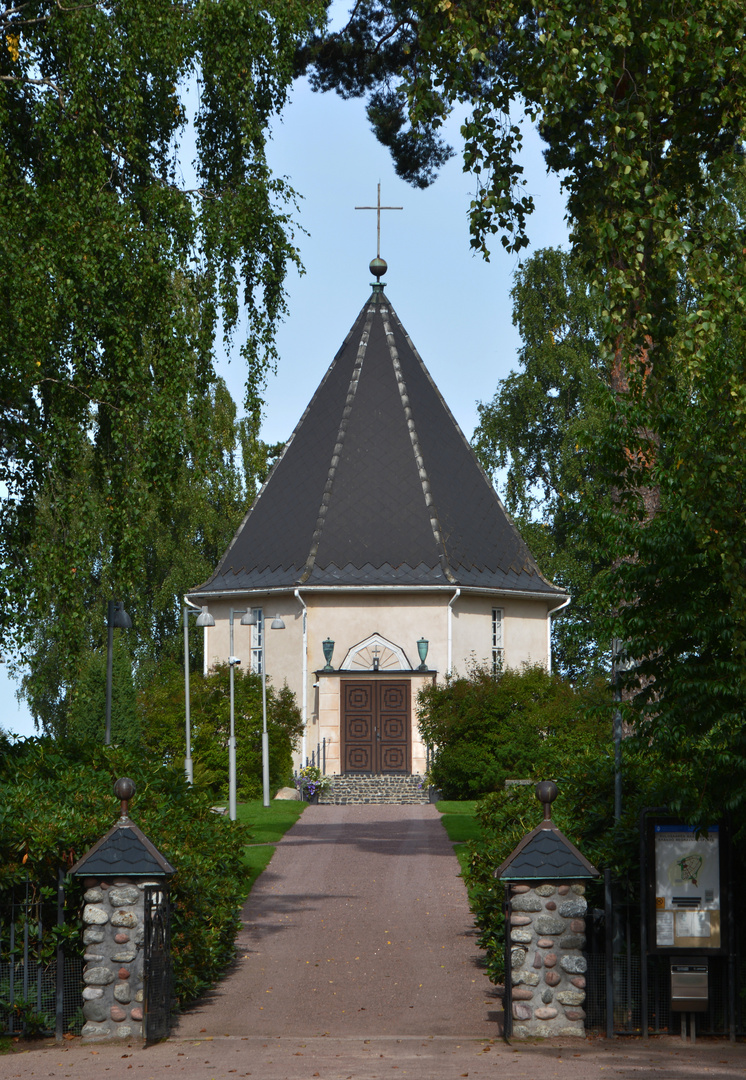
[436,799,480,876]
[236,798,307,893]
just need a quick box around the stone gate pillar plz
[70,778,175,1041]
[495,781,599,1038]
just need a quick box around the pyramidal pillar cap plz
[494,780,599,882]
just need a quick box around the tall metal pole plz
[261,632,270,807]
[229,610,237,821]
[105,600,115,745]
[183,606,193,783]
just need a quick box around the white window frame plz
[492,608,504,675]
[250,608,263,674]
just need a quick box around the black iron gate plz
[143,884,172,1043]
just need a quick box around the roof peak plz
[191,289,568,597]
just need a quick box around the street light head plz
[240,610,258,626]
[112,601,132,629]
[195,606,215,627]
[271,614,285,630]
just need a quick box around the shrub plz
[138,662,303,800]
[0,735,251,1006]
[417,664,608,799]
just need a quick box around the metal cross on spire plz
[355,183,402,280]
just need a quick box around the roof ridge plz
[298,299,377,584]
[386,301,560,591]
[379,301,458,586]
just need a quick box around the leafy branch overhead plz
[304,4,746,361]
[1,1,325,694]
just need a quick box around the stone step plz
[319,774,431,805]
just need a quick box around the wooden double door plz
[342,680,410,773]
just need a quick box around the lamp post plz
[105,601,132,746]
[239,609,285,809]
[183,602,215,783]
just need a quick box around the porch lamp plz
[417,637,429,671]
[105,601,132,746]
[322,638,335,672]
[233,609,286,814]
[183,602,215,783]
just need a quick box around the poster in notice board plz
[650,822,724,953]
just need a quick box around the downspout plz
[294,589,308,764]
[545,595,571,673]
[447,588,461,676]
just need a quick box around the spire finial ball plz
[369,256,387,281]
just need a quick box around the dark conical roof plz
[193,286,565,596]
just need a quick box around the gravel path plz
[176,804,500,1038]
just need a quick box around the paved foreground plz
[177,804,499,1038]
[2,805,743,1077]
[2,1033,744,1079]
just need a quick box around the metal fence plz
[0,874,83,1038]
[305,737,327,773]
[580,872,744,1038]
[584,953,743,1036]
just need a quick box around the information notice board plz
[649,821,724,954]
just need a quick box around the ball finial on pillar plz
[535,779,558,819]
[114,776,136,818]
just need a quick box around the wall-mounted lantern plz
[322,638,335,671]
[417,637,429,671]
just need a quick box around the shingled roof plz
[70,817,175,878]
[192,284,566,596]
[495,823,599,882]
[495,782,599,882]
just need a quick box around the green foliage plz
[62,637,139,747]
[417,664,608,799]
[139,663,304,800]
[16,379,281,736]
[474,248,611,679]
[1,0,325,718]
[592,352,746,822]
[0,734,252,1005]
[298,2,453,188]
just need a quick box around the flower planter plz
[428,786,443,803]
[306,791,319,804]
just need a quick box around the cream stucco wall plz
[199,588,557,775]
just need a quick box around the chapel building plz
[187,265,568,775]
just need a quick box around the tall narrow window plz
[250,609,263,674]
[492,608,504,675]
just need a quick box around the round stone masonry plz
[509,881,588,1038]
[80,878,160,1041]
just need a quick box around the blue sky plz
[1,23,569,739]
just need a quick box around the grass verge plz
[436,799,480,877]
[236,798,307,893]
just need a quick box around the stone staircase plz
[319,773,431,805]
